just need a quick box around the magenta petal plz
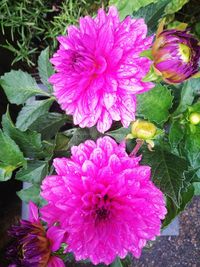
[47,256,65,267]
[53,158,69,175]
[28,201,39,223]
[47,226,66,252]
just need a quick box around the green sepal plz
[142,66,162,82]
[140,49,153,60]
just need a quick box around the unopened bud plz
[152,29,200,84]
[131,120,157,140]
[189,112,200,125]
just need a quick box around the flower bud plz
[189,112,200,125]
[131,120,157,140]
[152,29,200,84]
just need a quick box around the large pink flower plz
[41,137,167,265]
[49,6,154,133]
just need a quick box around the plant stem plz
[129,139,144,157]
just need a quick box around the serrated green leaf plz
[29,112,67,139]
[0,130,26,169]
[67,127,101,149]
[183,169,200,188]
[141,147,188,206]
[137,84,173,125]
[16,98,54,131]
[110,257,123,267]
[54,132,71,157]
[132,0,169,33]
[42,140,55,160]
[107,127,130,143]
[169,120,184,151]
[17,185,42,205]
[162,184,194,227]
[164,0,189,15]
[2,109,43,158]
[55,133,70,151]
[109,0,159,19]
[185,128,200,169]
[16,161,48,185]
[38,47,54,92]
[0,70,48,104]
[174,78,200,115]
[0,163,16,182]
[188,101,200,114]
[195,22,200,37]
[193,182,200,195]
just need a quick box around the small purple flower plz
[7,202,65,267]
[152,29,200,83]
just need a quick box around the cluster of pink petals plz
[49,6,154,133]
[41,137,167,265]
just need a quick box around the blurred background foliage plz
[0,0,199,69]
[0,0,108,67]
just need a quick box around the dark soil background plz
[131,196,200,267]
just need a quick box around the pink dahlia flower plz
[49,6,154,133]
[41,137,167,265]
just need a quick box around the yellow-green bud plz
[131,120,157,140]
[189,112,200,125]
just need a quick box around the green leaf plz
[0,70,47,105]
[16,98,54,131]
[185,128,200,169]
[132,0,169,33]
[193,182,200,195]
[67,127,101,149]
[109,0,160,19]
[164,0,189,15]
[141,147,188,206]
[16,161,48,185]
[17,185,42,205]
[137,84,173,125]
[162,184,194,227]
[188,101,200,114]
[41,140,55,160]
[38,47,54,92]
[0,163,16,182]
[0,130,26,169]
[174,78,200,115]
[110,257,123,267]
[2,109,43,158]
[54,132,71,157]
[29,112,67,139]
[107,127,130,143]
[169,120,184,151]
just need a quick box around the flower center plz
[179,43,191,63]
[95,194,110,222]
[96,207,110,220]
